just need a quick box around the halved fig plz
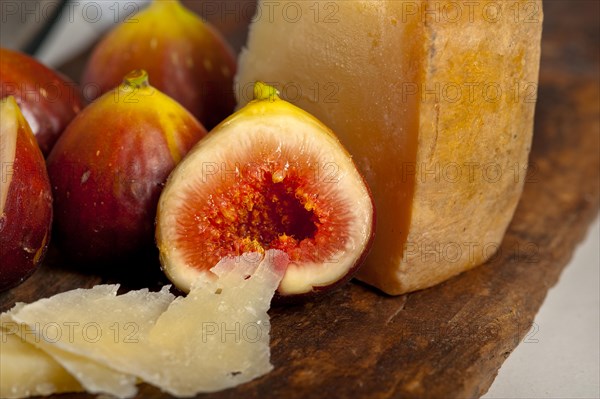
[0,97,53,291]
[156,82,375,298]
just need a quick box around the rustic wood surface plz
[1,1,598,398]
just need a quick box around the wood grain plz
[1,1,598,398]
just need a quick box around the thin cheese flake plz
[2,302,135,398]
[5,250,288,397]
[0,319,83,398]
[144,249,288,395]
[8,285,174,398]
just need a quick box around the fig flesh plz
[0,48,84,156]
[81,0,236,130]
[156,83,375,298]
[0,97,53,291]
[47,70,207,264]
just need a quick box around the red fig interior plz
[177,156,351,270]
[157,109,375,297]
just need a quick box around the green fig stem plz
[123,70,150,89]
[1,95,18,108]
[1,96,26,124]
[254,82,280,102]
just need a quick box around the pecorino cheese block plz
[236,0,543,294]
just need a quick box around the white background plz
[485,217,600,398]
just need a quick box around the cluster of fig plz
[1,0,231,290]
[1,0,376,300]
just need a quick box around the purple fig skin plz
[46,70,207,265]
[81,0,236,130]
[0,97,53,291]
[0,48,84,156]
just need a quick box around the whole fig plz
[82,0,236,129]
[47,70,207,264]
[0,48,84,156]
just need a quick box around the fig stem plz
[1,96,27,125]
[254,82,280,102]
[1,95,19,108]
[123,70,150,89]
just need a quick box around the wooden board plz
[1,1,598,398]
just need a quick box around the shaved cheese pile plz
[0,250,288,398]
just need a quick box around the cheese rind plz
[236,0,543,294]
[388,0,543,293]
